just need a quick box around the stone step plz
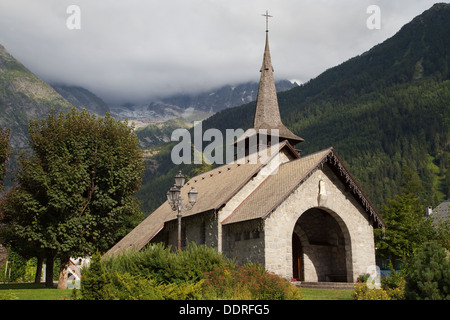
[293,281,355,290]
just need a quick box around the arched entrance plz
[292,207,351,282]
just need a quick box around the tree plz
[0,126,11,191]
[0,108,144,288]
[375,164,441,262]
[375,192,436,262]
[404,241,450,300]
[80,250,108,300]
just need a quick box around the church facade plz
[106,27,385,283]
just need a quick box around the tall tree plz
[0,108,144,288]
[0,126,11,191]
[375,192,436,262]
[374,166,439,262]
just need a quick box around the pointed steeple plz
[253,16,304,148]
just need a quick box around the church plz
[106,21,386,284]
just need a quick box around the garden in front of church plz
[2,240,448,300]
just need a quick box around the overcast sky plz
[0,0,448,104]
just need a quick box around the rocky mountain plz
[0,38,297,151]
[135,118,191,150]
[0,44,73,148]
[109,80,297,126]
[51,84,111,116]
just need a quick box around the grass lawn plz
[301,288,353,300]
[0,282,73,300]
[0,282,353,300]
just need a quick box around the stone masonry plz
[264,164,376,282]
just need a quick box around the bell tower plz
[236,11,304,158]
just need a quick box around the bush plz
[381,268,406,300]
[356,273,370,283]
[404,241,450,300]
[107,272,164,300]
[0,250,32,282]
[80,251,108,300]
[352,283,391,300]
[83,243,301,300]
[202,264,302,300]
[105,272,203,300]
[352,268,406,300]
[82,243,234,300]
[102,242,234,285]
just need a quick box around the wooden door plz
[292,233,303,281]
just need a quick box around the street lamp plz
[166,171,198,250]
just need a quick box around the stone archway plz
[292,207,352,282]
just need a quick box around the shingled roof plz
[253,31,304,146]
[430,199,450,225]
[105,142,289,256]
[222,148,385,229]
[105,145,384,257]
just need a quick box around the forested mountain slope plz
[138,3,449,214]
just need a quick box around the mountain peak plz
[408,2,450,25]
[429,2,450,10]
[0,44,73,148]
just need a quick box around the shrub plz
[352,268,406,300]
[102,242,234,285]
[80,251,108,300]
[356,274,370,283]
[106,272,163,300]
[201,264,302,300]
[158,280,204,300]
[381,269,406,300]
[1,250,30,282]
[404,241,450,300]
[180,243,233,283]
[352,283,391,300]
[84,244,301,300]
[201,265,241,299]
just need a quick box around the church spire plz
[253,11,304,148]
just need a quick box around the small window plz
[200,221,206,245]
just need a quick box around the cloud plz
[0,0,447,103]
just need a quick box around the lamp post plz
[166,171,198,250]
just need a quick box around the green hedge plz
[80,243,302,300]
[102,242,234,284]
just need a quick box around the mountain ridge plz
[0,42,296,150]
[137,3,450,214]
[0,44,74,148]
[109,80,297,126]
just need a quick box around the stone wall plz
[149,157,376,283]
[151,211,218,250]
[294,208,347,281]
[264,164,376,282]
[222,219,265,266]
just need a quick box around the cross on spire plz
[252,9,304,148]
[262,10,273,32]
